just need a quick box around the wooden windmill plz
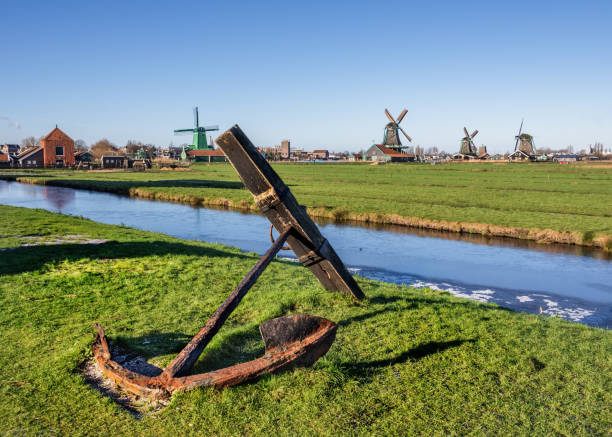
[459,127,479,155]
[174,107,219,151]
[382,108,412,152]
[513,119,536,156]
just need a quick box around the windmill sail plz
[382,108,411,151]
[459,127,478,155]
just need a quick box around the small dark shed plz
[102,155,126,168]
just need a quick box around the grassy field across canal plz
[1,161,611,250]
[0,205,610,435]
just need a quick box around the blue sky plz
[1,0,611,153]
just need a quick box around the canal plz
[1,180,610,328]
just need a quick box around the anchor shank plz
[161,227,292,380]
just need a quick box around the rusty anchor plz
[92,126,364,399]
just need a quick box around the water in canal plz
[1,180,610,328]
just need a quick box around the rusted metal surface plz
[92,126,363,400]
[216,125,364,300]
[93,314,336,399]
[92,226,338,399]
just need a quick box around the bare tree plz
[592,142,604,158]
[124,140,143,155]
[21,136,40,149]
[74,139,88,151]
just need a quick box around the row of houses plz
[0,127,155,169]
[0,127,79,168]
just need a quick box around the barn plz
[365,144,415,162]
[40,126,75,167]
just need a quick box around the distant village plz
[1,108,609,169]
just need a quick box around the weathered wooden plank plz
[160,227,292,380]
[216,125,365,300]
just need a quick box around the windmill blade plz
[396,109,408,124]
[193,107,199,128]
[399,127,412,142]
[514,136,520,151]
[517,118,523,137]
[463,127,470,139]
[471,129,479,138]
[384,109,396,123]
[174,128,195,133]
[203,125,219,131]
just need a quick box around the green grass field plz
[1,205,610,435]
[1,162,611,249]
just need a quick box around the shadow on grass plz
[340,339,477,380]
[0,240,250,275]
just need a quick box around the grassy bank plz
[0,205,610,435]
[1,162,611,250]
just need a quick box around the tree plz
[90,139,118,160]
[74,139,88,151]
[124,140,143,156]
[21,136,40,149]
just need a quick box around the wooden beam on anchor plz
[216,125,364,300]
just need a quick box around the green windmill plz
[175,107,219,160]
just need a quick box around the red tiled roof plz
[187,149,225,157]
[0,152,9,162]
[377,145,413,158]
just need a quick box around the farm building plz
[508,150,534,161]
[74,150,94,163]
[452,153,477,160]
[186,149,227,162]
[41,126,75,167]
[365,144,414,163]
[102,155,126,168]
[17,147,45,168]
[553,154,581,163]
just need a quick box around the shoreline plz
[3,175,611,252]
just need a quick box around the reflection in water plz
[0,180,610,328]
[42,186,76,212]
[318,218,612,261]
[196,202,612,261]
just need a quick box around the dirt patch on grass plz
[20,234,109,247]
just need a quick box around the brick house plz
[40,126,75,167]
